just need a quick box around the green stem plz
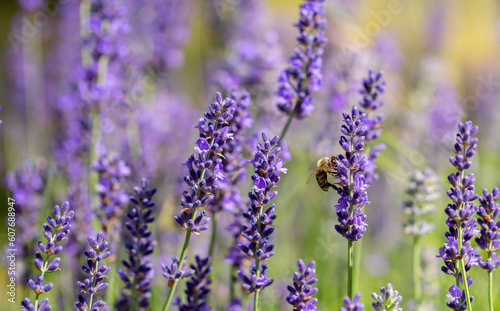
[33,261,49,311]
[277,101,299,147]
[353,238,362,298]
[347,241,353,299]
[208,212,219,259]
[253,205,265,311]
[456,169,472,311]
[162,227,193,311]
[87,261,100,311]
[458,255,472,311]
[488,270,494,311]
[413,235,422,303]
[230,265,237,300]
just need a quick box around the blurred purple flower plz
[92,151,131,233]
[475,188,500,272]
[277,0,327,119]
[340,293,364,311]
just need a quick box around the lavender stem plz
[348,241,353,299]
[413,234,422,303]
[457,171,473,311]
[162,215,194,311]
[488,269,493,311]
[277,103,296,147]
[208,212,219,260]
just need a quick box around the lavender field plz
[1,0,500,310]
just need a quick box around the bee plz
[306,156,340,192]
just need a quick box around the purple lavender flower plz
[161,256,195,287]
[285,259,318,311]
[277,0,327,119]
[92,152,131,232]
[238,133,287,302]
[116,179,157,310]
[173,92,235,234]
[162,93,236,310]
[5,161,46,264]
[475,188,500,272]
[437,121,479,309]
[333,106,370,242]
[403,168,441,236]
[21,202,74,311]
[358,70,386,185]
[177,256,212,311]
[340,293,364,311]
[371,283,403,311]
[213,0,282,95]
[209,89,253,214]
[446,286,472,311]
[75,232,111,311]
[80,0,129,111]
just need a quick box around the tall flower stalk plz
[238,133,287,311]
[437,121,479,311]
[352,70,386,294]
[116,179,157,310]
[75,232,111,311]
[276,0,327,143]
[161,93,235,311]
[403,168,440,305]
[21,202,74,311]
[207,89,253,260]
[475,188,500,311]
[333,106,370,299]
[357,70,386,185]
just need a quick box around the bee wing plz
[306,166,322,184]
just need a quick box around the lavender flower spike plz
[403,168,441,237]
[475,187,500,310]
[286,259,318,311]
[238,133,287,310]
[371,283,403,311]
[21,202,74,311]
[446,285,472,311]
[476,188,500,271]
[173,92,235,234]
[277,0,327,119]
[437,121,479,311]
[75,232,111,311]
[358,70,386,185]
[341,293,364,311]
[177,256,212,311]
[333,106,370,300]
[116,179,157,310]
[92,152,131,233]
[162,93,235,311]
[334,106,370,242]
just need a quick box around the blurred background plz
[1,0,500,310]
